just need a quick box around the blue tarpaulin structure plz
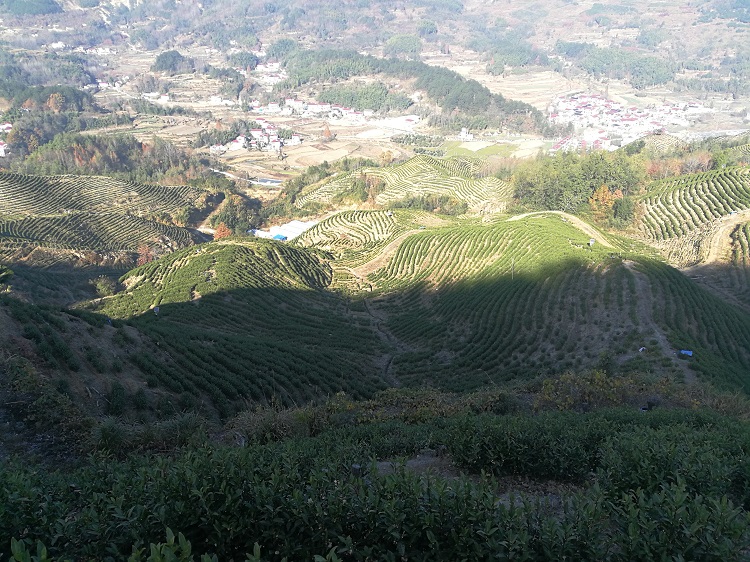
[272,234,288,241]
[679,349,693,357]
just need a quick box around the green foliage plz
[554,42,675,89]
[469,27,549,72]
[14,133,224,193]
[265,39,298,60]
[278,49,549,134]
[389,194,467,215]
[227,52,259,70]
[0,353,90,445]
[0,0,61,15]
[514,151,645,211]
[152,51,195,75]
[90,275,117,297]
[637,27,669,47]
[209,194,262,233]
[383,34,422,59]
[4,407,750,560]
[391,134,444,147]
[417,20,438,37]
[612,196,635,224]
[0,264,12,283]
[318,83,412,113]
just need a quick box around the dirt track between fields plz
[352,230,419,279]
[623,261,696,384]
[507,211,614,248]
[684,209,750,269]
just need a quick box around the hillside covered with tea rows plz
[0,173,205,218]
[638,168,750,265]
[295,155,512,213]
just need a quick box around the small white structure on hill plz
[460,127,474,141]
[252,220,317,241]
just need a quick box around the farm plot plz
[0,173,204,217]
[0,212,196,252]
[637,258,750,391]
[638,168,750,264]
[295,209,412,265]
[722,222,750,307]
[295,155,512,213]
[641,133,687,154]
[730,144,750,164]
[364,215,750,392]
[366,216,651,389]
[94,239,386,417]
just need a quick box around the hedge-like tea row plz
[3,409,750,561]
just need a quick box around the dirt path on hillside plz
[623,260,696,384]
[685,209,750,269]
[352,230,419,279]
[507,211,614,248]
[362,299,408,386]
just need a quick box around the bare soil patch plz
[623,260,696,384]
[353,230,419,279]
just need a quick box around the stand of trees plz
[151,51,195,75]
[0,0,61,15]
[318,83,412,113]
[13,133,233,192]
[276,47,552,134]
[513,150,646,213]
[193,119,262,148]
[555,42,675,89]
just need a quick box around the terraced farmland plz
[641,133,687,154]
[0,173,204,217]
[638,168,750,265]
[359,214,750,391]
[295,155,512,213]
[94,239,386,417]
[0,212,195,252]
[721,222,750,307]
[0,173,210,303]
[296,210,404,256]
[730,144,750,163]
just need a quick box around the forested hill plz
[277,48,550,133]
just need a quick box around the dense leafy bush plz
[4,408,750,560]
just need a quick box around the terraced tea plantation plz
[641,133,687,154]
[6,144,750,425]
[296,210,406,259]
[638,168,750,265]
[0,173,204,218]
[0,172,211,304]
[295,155,512,213]
[93,239,387,418]
[722,221,750,307]
[0,172,206,253]
[0,212,194,252]
[360,215,750,391]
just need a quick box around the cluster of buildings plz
[252,61,287,90]
[548,93,714,152]
[249,97,369,121]
[0,122,12,157]
[210,118,302,155]
[141,91,170,104]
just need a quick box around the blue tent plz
[273,234,288,241]
[679,349,693,357]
